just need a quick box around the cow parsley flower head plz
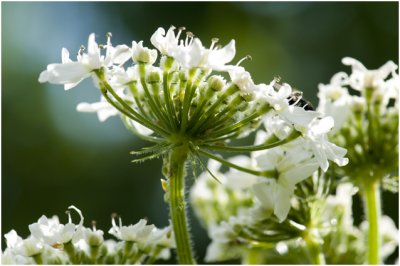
[39,28,349,264]
[2,207,176,265]
[318,58,398,188]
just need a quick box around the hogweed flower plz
[2,206,175,265]
[38,27,348,264]
[317,58,399,264]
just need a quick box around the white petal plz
[44,62,90,87]
[342,57,367,72]
[112,45,132,65]
[4,230,22,248]
[86,33,101,69]
[280,161,319,188]
[38,70,50,83]
[150,27,178,56]
[131,120,153,135]
[376,60,398,80]
[61,48,72,63]
[252,181,275,210]
[310,116,334,136]
[208,39,236,69]
[273,184,292,222]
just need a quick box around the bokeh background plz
[2,2,398,263]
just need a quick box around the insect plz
[287,90,315,111]
[273,76,315,111]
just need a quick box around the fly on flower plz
[287,90,315,111]
[272,77,314,111]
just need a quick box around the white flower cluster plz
[192,109,348,225]
[318,57,398,133]
[192,176,399,263]
[38,27,350,157]
[317,57,399,187]
[2,206,175,264]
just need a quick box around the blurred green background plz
[2,2,398,263]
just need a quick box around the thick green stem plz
[363,181,381,264]
[166,144,196,264]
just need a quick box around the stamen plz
[177,26,185,39]
[236,55,252,66]
[118,216,122,227]
[92,220,97,231]
[65,210,72,223]
[185,32,194,46]
[68,205,84,226]
[272,76,282,90]
[111,213,118,227]
[210,38,219,50]
[106,32,112,46]
[78,45,85,56]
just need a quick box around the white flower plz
[38,33,131,90]
[260,80,291,111]
[82,226,104,247]
[259,80,320,131]
[228,66,258,94]
[174,37,236,70]
[317,72,352,133]
[323,183,357,228]
[28,205,84,245]
[150,26,180,56]
[2,248,35,264]
[132,41,158,64]
[342,57,397,91]
[223,155,260,190]
[77,97,119,122]
[251,145,319,222]
[4,230,43,257]
[204,216,246,262]
[110,65,140,87]
[152,26,236,70]
[149,226,175,248]
[301,116,349,172]
[109,218,155,242]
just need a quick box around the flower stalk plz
[363,180,381,264]
[165,143,196,264]
[305,237,326,265]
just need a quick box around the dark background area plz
[2,2,398,263]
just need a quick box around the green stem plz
[305,237,326,264]
[242,248,265,264]
[166,144,196,264]
[363,181,381,264]
[32,254,43,264]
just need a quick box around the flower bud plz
[84,222,104,247]
[147,69,162,84]
[132,41,157,64]
[207,75,226,92]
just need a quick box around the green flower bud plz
[207,75,226,92]
[147,69,162,84]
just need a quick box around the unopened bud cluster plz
[2,206,175,264]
